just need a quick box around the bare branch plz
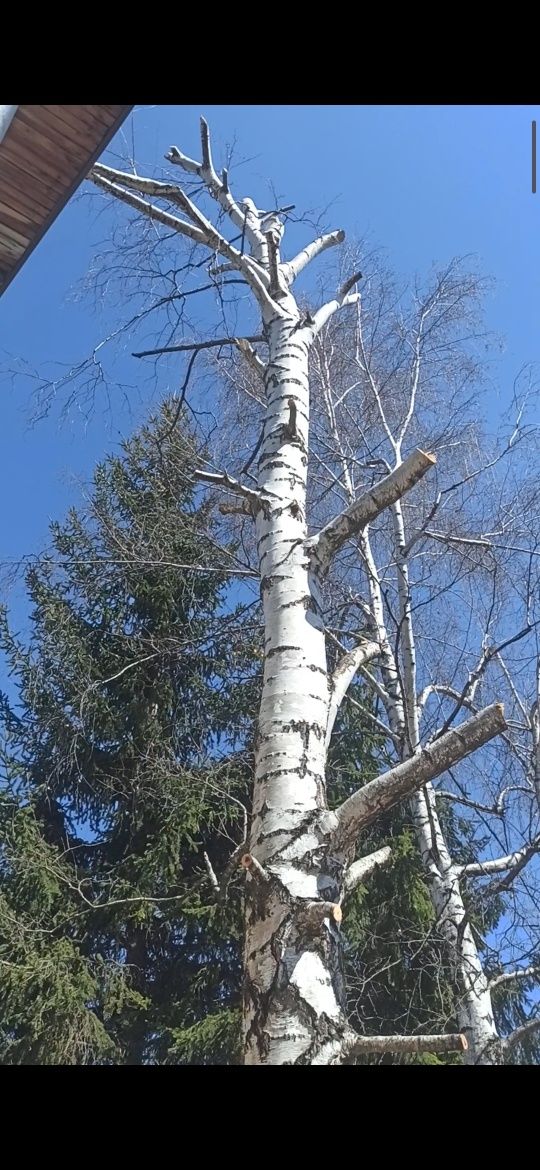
[435,790,507,818]
[343,847,392,898]
[308,450,436,572]
[502,1016,540,1054]
[193,469,263,511]
[326,640,380,744]
[459,835,540,879]
[281,229,345,285]
[335,703,507,846]
[489,965,540,991]
[436,625,534,738]
[89,165,279,314]
[133,335,264,360]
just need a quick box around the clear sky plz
[1,104,539,662]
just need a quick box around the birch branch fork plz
[309,450,436,572]
[335,703,507,846]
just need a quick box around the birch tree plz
[299,254,540,1064]
[70,118,528,1065]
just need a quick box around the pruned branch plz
[334,703,507,846]
[309,290,361,339]
[296,901,343,929]
[308,450,436,572]
[284,398,298,439]
[90,170,207,243]
[91,163,216,232]
[339,1030,468,1059]
[281,229,345,285]
[343,846,392,898]
[203,851,220,894]
[240,854,270,883]
[219,500,254,517]
[339,269,363,298]
[234,337,266,379]
[265,229,282,297]
[166,118,264,248]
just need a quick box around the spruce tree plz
[0,403,256,1064]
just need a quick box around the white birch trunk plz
[243,306,348,1064]
[392,498,500,1064]
[410,788,501,1063]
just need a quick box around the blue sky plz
[1,103,539,662]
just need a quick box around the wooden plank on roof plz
[0,223,31,248]
[0,236,24,260]
[0,172,53,220]
[15,107,95,163]
[11,115,92,171]
[43,105,118,136]
[1,137,75,190]
[0,195,39,231]
[0,103,132,294]
[0,158,57,211]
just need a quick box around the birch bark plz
[88,120,509,1064]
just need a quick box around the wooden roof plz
[0,105,132,295]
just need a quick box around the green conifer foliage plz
[0,404,256,1064]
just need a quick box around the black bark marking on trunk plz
[266,644,304,658]
[244,887,349,1064]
